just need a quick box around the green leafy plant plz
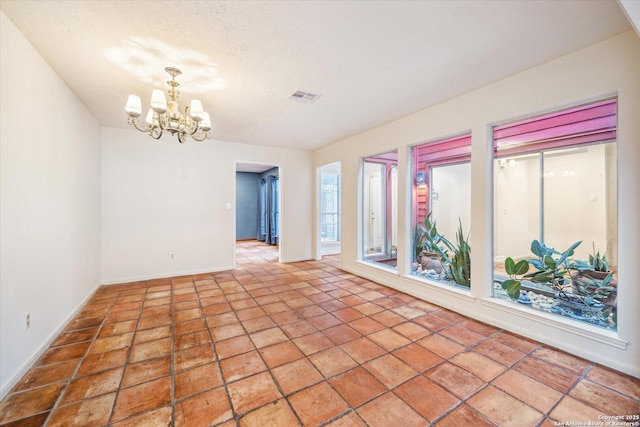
[588,242,610,272]
[501,257,529,299]
[501,240,592,300]
[449,220,471,287]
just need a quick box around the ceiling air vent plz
[288,90,321,104]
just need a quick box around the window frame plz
[491,97,618,331]
[360,150,398,268]
[410,132,472,288]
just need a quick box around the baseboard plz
[321,242,341,256]
[280,256,313,263]
[0,283,101,400]
[338,263,639,379]
[101,266,235,286]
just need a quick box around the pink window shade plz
[414,133,471,169]
[413,133,471,226]
[493,98,617,156]
[365,151,398,165]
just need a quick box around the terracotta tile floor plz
[1,240,638,426]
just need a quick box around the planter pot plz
[417,251,444,274]
[571,270,616,286]
[570,271,617,307]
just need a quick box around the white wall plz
[494,155,540,259]
[494,146,612,263]
[0,11,102,395]
[431,163,471,242]
[101,127,313,284]
[314,31,640,377]
[543,145,610,261]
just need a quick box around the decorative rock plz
[517,291,532,305]
[417,251,443,274]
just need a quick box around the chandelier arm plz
[158,113,170,131]
[191,129,209,142]
[183,106,197,135]
[186,121,198,135]
[150,126,163,139]
[181,106,188,133]
[129,117,153,133]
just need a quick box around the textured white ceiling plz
[0,0,631,150]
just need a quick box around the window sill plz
[481,297,628,350]
[402,274,476,303]
[356,259,398,275]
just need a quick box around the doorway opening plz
[318,162,341,258]
[235,240,279,266]
[235,162,280,264]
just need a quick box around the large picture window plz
[411,134,471,288]
[493,98,618,331]
[361,151,397,268]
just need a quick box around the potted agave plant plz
[413,213,451,274]
[571,243,617,307]
[501,240,605,316]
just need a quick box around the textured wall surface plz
[0,11,102,396]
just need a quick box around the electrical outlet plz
[170,252,175,259]
[25,312,31,330]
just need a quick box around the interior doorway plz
[235,240,279,267]
[235,162,280,264]
[362,151,397,268]
[317,162,341,258]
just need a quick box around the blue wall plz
[236,172,260,240]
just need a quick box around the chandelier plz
[125,67,211,143]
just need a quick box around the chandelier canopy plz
[125,67,211,143]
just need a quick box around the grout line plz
[104,286,146,426]
[544,363,595,416]
[196,272,242,424]
[42,287,122,426]
[227,269,306,424]
[2,243,635,427]
[169,279,176,426]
